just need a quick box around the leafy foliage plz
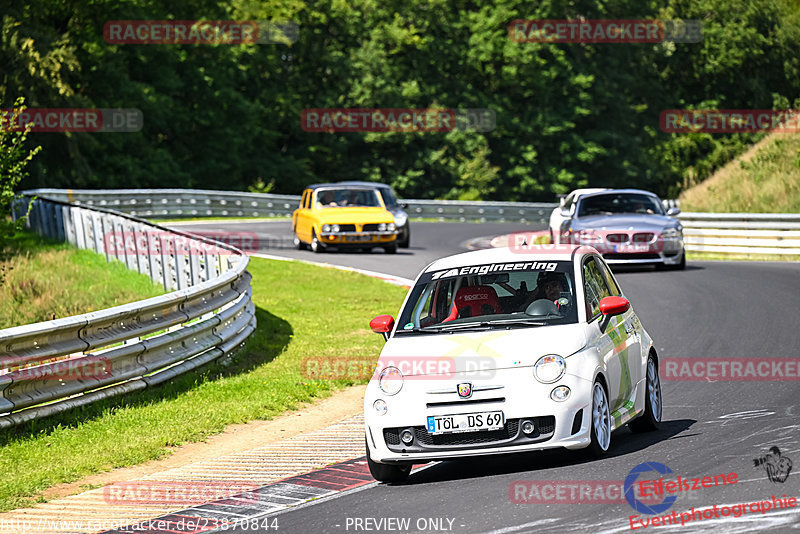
[1,97,41,257]
[2,0,799,201]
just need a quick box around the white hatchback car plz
[364,246,663,482]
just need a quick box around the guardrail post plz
[63,206,77,246]
[91,213,105,258]
[174,235,187,289]
[73,208,86,249]
[54,204,65,241]
[159,234,172,291]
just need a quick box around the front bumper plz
[319,231,397,246]
[364,368,594,464]
[575,237,685,265]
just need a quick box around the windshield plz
[396,261,578,333]
[315,188,381,208]
[577,193,665,217]
[379,188,399,208]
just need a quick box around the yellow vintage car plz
[292,184,398,253]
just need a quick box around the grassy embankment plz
[0,241,406,512]
[679,133,800,261]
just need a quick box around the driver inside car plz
[525,272,568,308]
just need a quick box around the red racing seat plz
[443,285,502,321]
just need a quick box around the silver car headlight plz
[394,212,408,227]
[534,355,566,384]
[377,223,387,232]
[662,227,682,239]
[330,224,340,232]
[322,224,331,232]
[387,222,396,232]
[378,366,403,395]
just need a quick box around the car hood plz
[316,207,393,223]
[573,213,677,231]
[379,324,588,376]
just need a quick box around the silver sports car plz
[558,189,685,270]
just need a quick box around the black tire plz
[310,230,325,253]
[586,381,612,458]
[366,438,410,483]
[383,243,397,254]
[293,234,307,250]
[629,354,663,433]
[670,253,687,270]
[398,228,410,248]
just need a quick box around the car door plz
[596,257,643,411]
[293,190,311,242]
[582,256,638,427]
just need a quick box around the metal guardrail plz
[22,188,798,255]
[680,213,800,255]
[0,195,256,428]
[27,188,559,223]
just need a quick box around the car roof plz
[568,187,609,197]
[305,182,389,190]
[423,245,597,273]
[579,188,660,199]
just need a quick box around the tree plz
[1,97,41,254]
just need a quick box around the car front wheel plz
[629,355,663,433]
[366,438,410,483]
[587,381,612,457]
[310,230,325,253]
[383,243,397,254]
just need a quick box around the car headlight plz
[394,212,408,227]
[330,224,340,232]
[534,355,566,384]
[378,366,403,395]
[373,399,387,415]
[577,229,602,244]
[662,227,682,239]
[387,222,396,232]
[378,223,387,232]
[322,224,331,233]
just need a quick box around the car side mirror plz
[667,207,681,216]
[559,207,571,218]
[400,202,409,209]
[598,296,630,332]
[370,315,395,341]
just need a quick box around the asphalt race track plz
[172,220,800,534]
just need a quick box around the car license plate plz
[426,411,505,435]
[614,244,650,253]
[346,234,372,242]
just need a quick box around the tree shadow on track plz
[403,418,696,485]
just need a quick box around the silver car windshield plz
[578,193,665,217]
[396,261,578,333]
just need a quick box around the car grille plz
[632,232,655,243]
[606,233,628,243]
[337,224,356,232]
[383,416,555,449]
[362,223,382,231]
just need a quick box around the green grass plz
[0,256,406,512]
[679,133,800,213]
[0,233,165,330]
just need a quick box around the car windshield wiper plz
[417,322,494,333]
[484,319,548,327]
